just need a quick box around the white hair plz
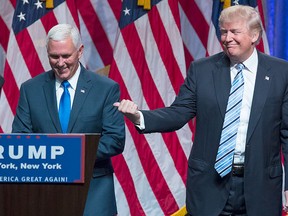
[46,24,82,48]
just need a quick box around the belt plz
[232,164,244,177]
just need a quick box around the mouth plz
[224,43,237,48]
[224,45,238,54]
[57,67,68,73]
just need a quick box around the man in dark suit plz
[12,24,125,216]
[115,5,288,216]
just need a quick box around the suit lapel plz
[42,71,62,132]
[246,52,272,143]
[213,54,231,119]
[67,67,92,132]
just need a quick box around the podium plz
[0,134,99,216]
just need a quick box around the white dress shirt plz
[233,48,258,164]
[56,64,81,110]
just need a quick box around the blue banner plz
[0,134,85,183]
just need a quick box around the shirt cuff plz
[135,111,145,130]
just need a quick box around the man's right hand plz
[113,99,141,125]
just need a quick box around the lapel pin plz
[265,76,269,81]
[80,89,85,93]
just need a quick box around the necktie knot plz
[235,63,244,72]
[61,80,70,89]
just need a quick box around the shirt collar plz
[230,48,258,73]
[56,63,81,90]
[242,48,258,73]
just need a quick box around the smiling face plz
[47,37,83,81]
[220,19,259,64]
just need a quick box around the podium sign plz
[0,134,85,183]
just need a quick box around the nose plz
[57,57,65,67]
[225,31,233,42]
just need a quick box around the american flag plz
[0,0,271,215]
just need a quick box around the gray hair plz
[46,24,82,48]
[219,5,263,45]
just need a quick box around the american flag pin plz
[265,76,270,81]
[80,89,85,93]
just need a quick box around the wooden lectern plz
[0,134,99,216]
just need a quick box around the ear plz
[78,44,84,58]
[251,31,260,44]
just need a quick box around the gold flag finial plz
[46,0,54,9]
[137,0,151,10]
[221,0,231,9]
[41,0,54,9]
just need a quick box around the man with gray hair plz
[12,23,125,216]
[115,5,288,216]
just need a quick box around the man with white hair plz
[13,23,125,216]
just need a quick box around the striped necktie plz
[215,63,245,177]
[59,80,71,133]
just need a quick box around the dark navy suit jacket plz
[141,51,288,216]
[12,65,125,215]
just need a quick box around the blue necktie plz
[215,63,245,177]
[59,80,71,133]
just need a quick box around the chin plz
[58,72,70,79]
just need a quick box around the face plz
[47,37,83,81]
[220,19,259,63]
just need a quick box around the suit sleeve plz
[12,84,34,133]
[96,83,125,160]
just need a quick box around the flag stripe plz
[122,26,165,109]
[113,153,146,215]
[78,0,113,67]
[0,18,10,52]
[27,20,50,71]
[66,0,80,27]
[257,0,266,26]
[0,0,14,27]
[179,0,210,51]
[91,0,119,47]
[79,16,105,70]
[10,0,16,8]
[15,30,45,77]
[40,10,58,33]
[0,91,14,133]
[53,2,77,25]
[180,5,207,60]
[2,62,19,116]
[148,4,184,94]
[107,0,122,21]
